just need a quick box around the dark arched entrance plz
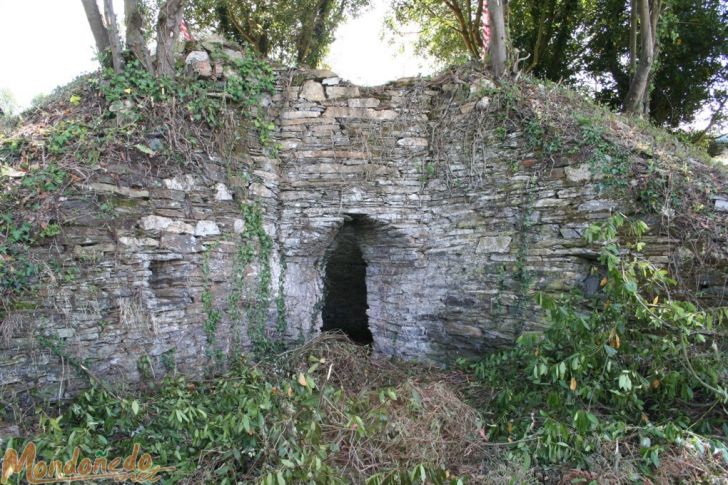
[321,218,373,344]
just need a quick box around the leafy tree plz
[386,0,485,66]
[188,0,371,67]
[0,88,17,117]
[623,0,663,115]
[385,0,507,78]
[387,0,726,127]
[508,0,587,80]
[584,0,727,127]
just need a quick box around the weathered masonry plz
[2,67,727,403]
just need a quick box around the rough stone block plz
[323,107,397,120]
[87,183,149,199]
[161,234,200,253]
[195,221,221,237]
[141,215,195,234]
[445,322,483,338]
[118,237,159,248]
[578,200,616,212]
[565,164,591,182]
[326,86,360,99]
[476,236,512,253]
[163,175,198,191]
[396,137,428,148]
[185,51,212,78]
[214,183,233,201]
[348,98,380,108]
[281,110,322,120]
[300,80,326,101]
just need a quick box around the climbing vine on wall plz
[201,242,224,366]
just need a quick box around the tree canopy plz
[0,89,17,117]
[188,0,372,67]
[386,0,728,127]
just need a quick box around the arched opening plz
[321,218,373,345]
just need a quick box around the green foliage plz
[0,88,18,117]
[239,203,276,354]
[509,0,587,81]
[47,122,89,156]
[417,161,437,183]
[366,464,463,485]
[3,356,461,484]
[0,215,37,299]
[276,252,288,334]
[98,53,275,137]
[387,0,727,128]
[386,0,482,66]
[201,243,225,364]
[465,214,728,470]
[584,0,727,127]
[19,164,67,194]
[0,163,67,312]
[99,59,170,104]
[161,348,177,374]
[576,115,631,194]
[189,0,371,67]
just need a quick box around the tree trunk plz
[125,0,153,71]
[296,0,327,66]
[488,0,508,79]
[624,0,660,115]
[629,0,637,75]
[305,0,336,66]
[80,0,111,66]
[155,0,185,76]
[103,0,125,73]
[443,0,480,60]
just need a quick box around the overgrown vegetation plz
[2,38,727,484]
[0,164,69,318]
[0,41,276,324]
[463,214,728,479]
[3,335,480,484]
[189,0,372,67]
[387,0,727,129]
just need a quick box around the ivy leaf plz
[624,280,638,294]
[134,143,156,156]
[618,373,632,392]
[297,372,307,387]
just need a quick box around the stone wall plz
[2,67,727,404]
[276,72,617,361]
[0,126,283,404]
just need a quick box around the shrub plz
[465,215,728,470]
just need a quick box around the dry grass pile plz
[277,333,728,484]
[279,332,490,481]
[560,439,728,485]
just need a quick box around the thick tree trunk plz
[629,0,637,75]
[80,0,111,65]
[624,0,660,115]
[156,0,185,76]
[488,0,508,79]
[103,0,125,73]
[125,0,153,71]
[300,0,335,67]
